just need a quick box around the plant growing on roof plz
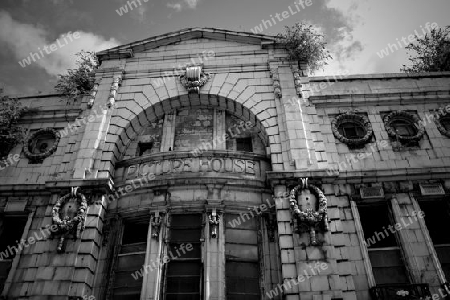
[55,50,98,98]
[0,89,27,158]
[276,22,332,73]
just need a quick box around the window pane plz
[117,254,146,271]
[419,200,450,244]
[111,221,148,299]
[170,229,201,242]
[236,138,253,152]
[392,120,416,136]
[112,288,142,300]
[166,294,200,300]
[167,261,201,276]
[114,271,144,288]
[0,217,27,257]
[357,203,398,248]
[442,119,450,131]
[436,246,450,281]
[226,244,258,261]
[166,215,202,299]
[226,262,260,295]
[122,223,149,245]
[171,214,202,227]
[226,229,258,244]
[120,242,147,254]
[169,243,201,259]
[225,214,258,230]
[369,249,409,284]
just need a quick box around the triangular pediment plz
[97,27,276,62]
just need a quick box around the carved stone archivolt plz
[180,66,210,93]
[290,178,328,246]
[52,187,88,253]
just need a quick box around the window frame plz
[162,213,204,300]
[356,201,411,285]
[224,213,262,299]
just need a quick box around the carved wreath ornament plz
[179,66,210,93]
[24,128,60,163]
[52,187,88,252]
[383,111,425,142]
[331,111,373,148]
[290,179,328,246]
[435,115,450,138]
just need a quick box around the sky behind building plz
[0,0,449,96]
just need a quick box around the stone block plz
[310,275,330,291]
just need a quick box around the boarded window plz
[357,203,410,284]
[165,214,202,300]
[173,108,213,151]
[112,222,149,300]
[418,199,450,280]
[225,214,260,299]
[0,216,27,293]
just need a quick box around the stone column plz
[204,209,225,300]
[142,211,166,300]
[273,184,299,300]
[410,193,449,291]
[390,194,422,283]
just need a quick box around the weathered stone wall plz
[1,28,450,300]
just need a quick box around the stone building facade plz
[1,28,450,300]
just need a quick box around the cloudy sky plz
[0,0,449,96]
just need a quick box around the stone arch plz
[103,86,279,177]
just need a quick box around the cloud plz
[167,3,182,12]
[167,0,200,12]
[0,10,119,76]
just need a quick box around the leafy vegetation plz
[402,26,450,73]
[55,50,98,98]
[276,22,332,73]
[0,89,27,157]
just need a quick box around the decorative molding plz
[383,111,425,142]
[270,68,282,98]
[360,186,385,199]
[419,183,445,196]
[151,211,162,239]
[208,208,221,239]
[291,65,302,96]
[51,187,88,253]
[107,75,123,108]
[179,65,210,93]
[23,128,60,163]
[289,178,328,246]
[331,111,373,148]
[87,80,100,108]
